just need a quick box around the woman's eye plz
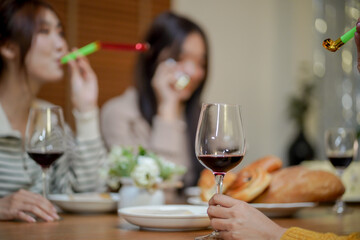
[38,28,50,34]
[59,30,65,38]
[178,56,185,62]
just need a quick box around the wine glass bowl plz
[324,127,357,214]
[195,103,246,239]
[25,106,66,198]
[196,104,246,173]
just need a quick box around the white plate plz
[187,197,317,217]
[343,195,360,202]
[187,196,208,206]
[250,202,317,217]
[48,193,118,213]
[118,205,210,231]
[184,186,201,197]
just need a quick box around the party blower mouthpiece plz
[61,41,149,64]
[323,26,356,52]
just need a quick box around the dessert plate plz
[118,204,210,230]
[48,193,118,213]
[187,197,317,217]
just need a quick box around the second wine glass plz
[25,106,66,198]
[324,127,357,214]
[195,103,246,240]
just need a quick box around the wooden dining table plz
[1,203,359,240]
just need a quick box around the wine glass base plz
[333,204,346,214]
[195,231,222,240]
[332,200,353,215]
[332,204,352,215]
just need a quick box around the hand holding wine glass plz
[195,103,246,240]
[25,106,66,198]
[324,127,357,214]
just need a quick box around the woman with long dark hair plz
[0,0,106,222]
[101,12,209,186]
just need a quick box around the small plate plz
[184,186,201,197]
[187,197,317,217]
[343,195,360,202]
[250,202,317,217]
[48,193,118,213]
[118,205,210,231]
[187,196,208,206]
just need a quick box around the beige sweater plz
[100,87,194,185]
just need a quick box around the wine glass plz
[324,127,357,214]
[195,103,246,240]
[25,106,66,198]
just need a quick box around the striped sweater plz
[0,100,107,197]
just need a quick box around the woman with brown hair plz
[101,12,209,187]
[0,0,106,222]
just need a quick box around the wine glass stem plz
[334,168,346,214]
[335,168,344,179]
[42,168,48,198]
[215,174,224,194]
[211,173,225,237]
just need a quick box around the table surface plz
[1,204,359,240]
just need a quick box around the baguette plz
[253,166,345,203]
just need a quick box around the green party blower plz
[323,26,356,52]
[61,41,149,64]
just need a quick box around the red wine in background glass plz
[27,151,64,169]
[198,154,244,173]
[327,155,353,168]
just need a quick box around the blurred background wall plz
[43,0,360,166]
[312,0,360,160]
[172,0,314,167]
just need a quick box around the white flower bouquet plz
[105,146,186,190]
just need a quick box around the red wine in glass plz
[195,103,246,240]
[25,106,66,198]
[27,151,64,169]
[198,154,244,173]
[324,127,357,214]
[327,155,353,168]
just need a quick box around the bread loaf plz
[198,169,236,202]
[198,155,282,202]
[225,155,282,201]
[242,155,282,173]
[225,167,272,202]
[252,166,345,203]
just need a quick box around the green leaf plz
[138,146,147,156]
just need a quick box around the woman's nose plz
[183,61,196,76]
[184,61,204,79]
[53,34,67,52]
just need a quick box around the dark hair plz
[134,11,209,185]
[0,0,56,75]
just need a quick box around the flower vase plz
[118,178,165,209]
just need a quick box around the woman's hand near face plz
[67,50,99,113]
[0,189,59,223]
[208,194,286,240]
[152,60,184,121]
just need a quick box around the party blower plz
[60,41,149,64]
[61,41,191,90]
[323,26,356,52]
